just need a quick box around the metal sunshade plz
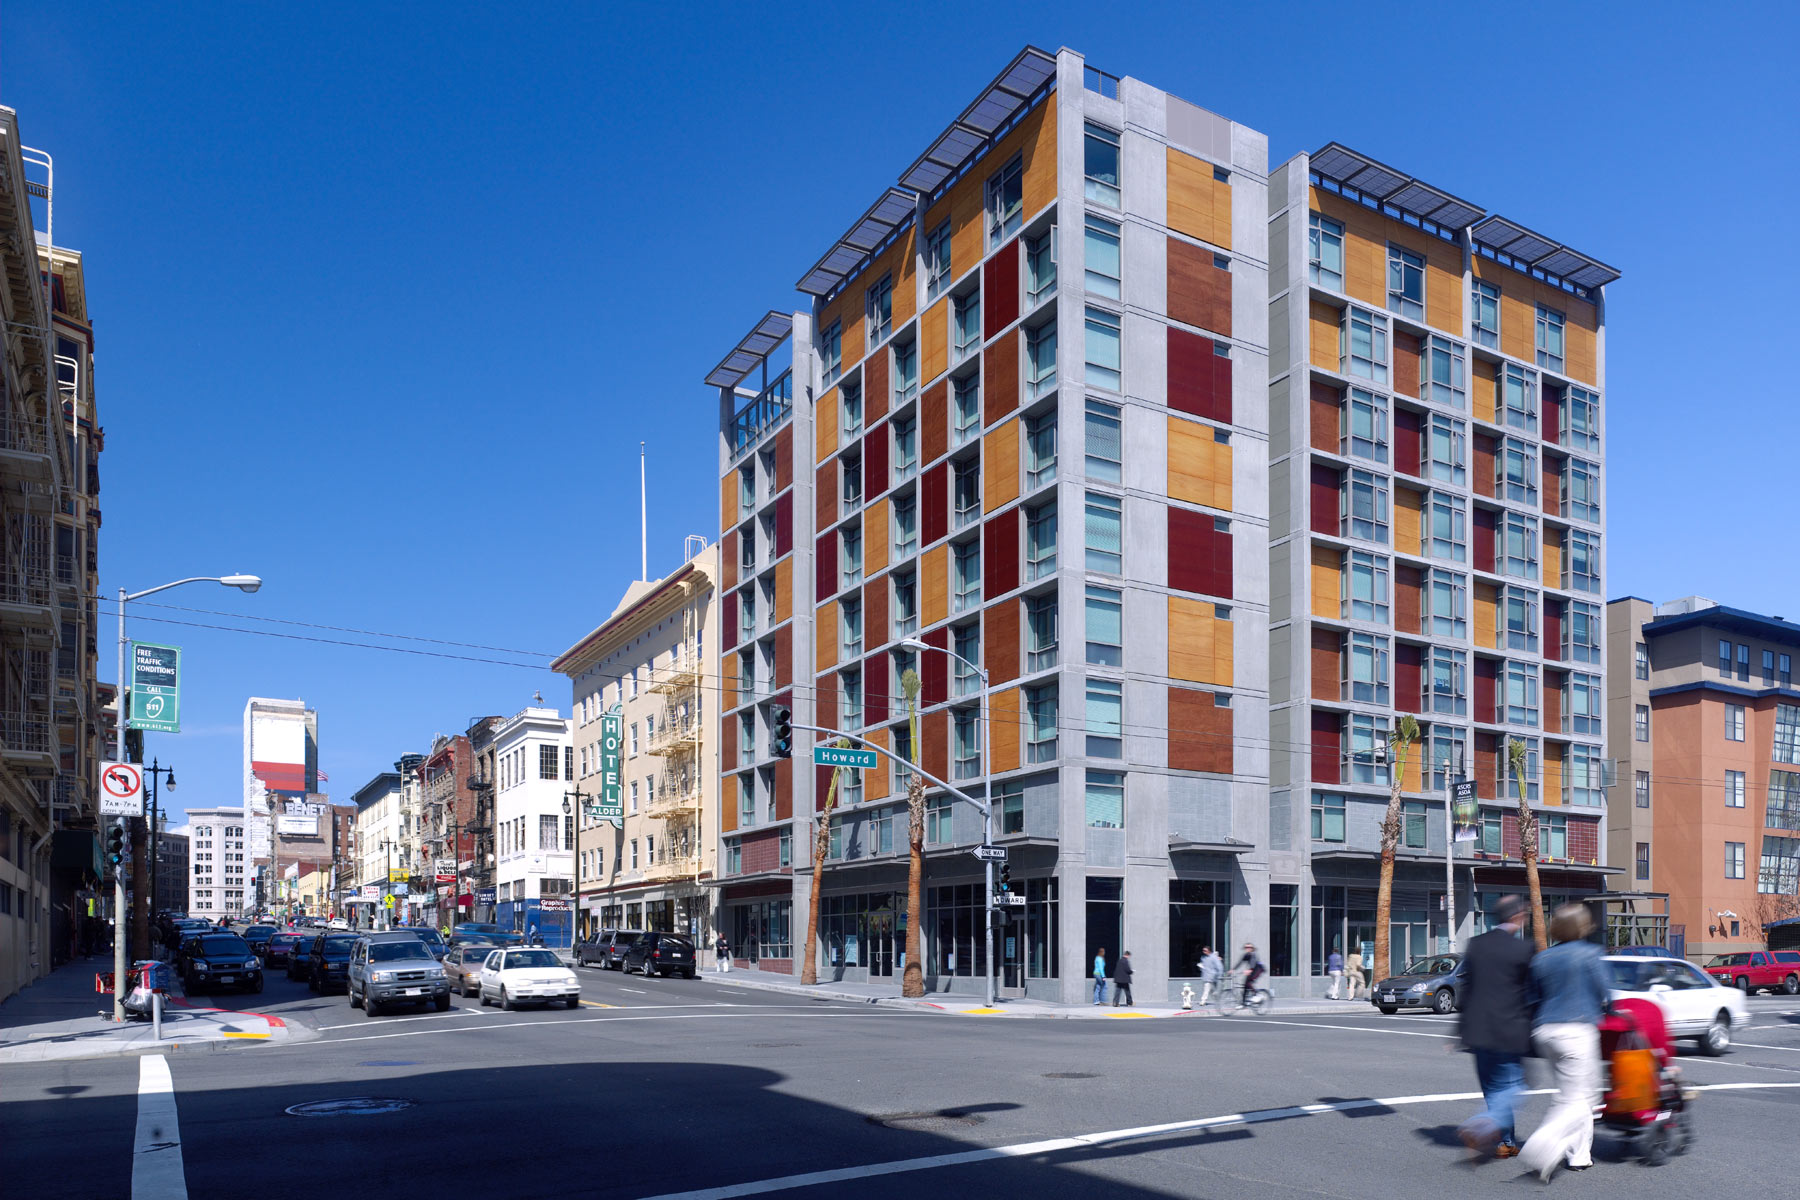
[1309,142,1485,231]
[1471,216,1620,288]
[703,310,794,389]
[795,187,918,297]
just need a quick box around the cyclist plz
[1235,942,1266,1004]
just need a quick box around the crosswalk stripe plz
[132,1055,188,1200]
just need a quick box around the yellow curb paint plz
[1107,1012,1154,1018]
[221,1032,270,1039]
[581,1001,619,1009]
[959,1007,1006,1015]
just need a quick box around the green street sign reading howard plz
[128,641,181,733]
[814,745,878,770]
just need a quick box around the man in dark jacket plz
[1456,894,1535,1159]
[1111,950,1135,1007]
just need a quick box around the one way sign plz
[100,761,145,817]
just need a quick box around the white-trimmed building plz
[491,707,573,942]
[185,806,248,922]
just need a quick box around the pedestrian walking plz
[715,933,731,973]
[1112,951,1135,1006]
[1092,948,1109,1005]
[1455,894,1535,1161]
[1326,947,1345,999]
[1345,948,1365,1000]
[1517,904,1610,1182]
[1197,946,1224,1006]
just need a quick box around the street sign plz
[360,885,379,900]
[435,873,455,884]
[596,707,624,826]
[128,642,182,733]
[383,895,395,909]
[971,845,1008,863]
[993,893,1026,907]
[814,745,878,770]
[436,858,454,874]
[99,761,144,817]
[387,869,408,882]
[538,898,570,912]
[475,887,496,904]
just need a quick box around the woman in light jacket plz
[1518,904,1610,1182]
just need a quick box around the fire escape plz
[644,588,703,886]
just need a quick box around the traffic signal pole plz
[107,819,127,1021]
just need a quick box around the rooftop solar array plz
[703,310,794,390]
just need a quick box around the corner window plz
[1084,492,1123,573]
[841,381,863,440]
[1083,307,1121,391]
[1085,769,1124,828]
[1342,387,1388,463]
[998,783,1025,835]
[952,538,981,612]
[953,288,982,361]
[1343,631,1390,705]
[952,372,981,444]
[1025,501,1057,580]
[892,337,919,407]
[1026,320,1059,400]
[1026,227,1057,307]
[865,276,893,346]
[953,457,981,529]
[1083,123,1121,207]
[1085,584,1122,666]
[1471,281,1499,348]
[1386,245,1424,321]
[1775,703,1800,763]
[1536,305,1565,372]
[1563,385,1600,454]
[926,796,953,844]
[1567,600,1602,664]
[1423,334,1465,408]
[1500,512,1538,581]
[1025,409,1056,490]
[1566,529,1600,593]
[1498,437,1537,505]
[986,155,1024,248]
[892,567,918,636]
[1567,673,1602,736]
[1501,363,1537,435]
[1027,593,1058,672]
[1084,215,1121,300]
[1085,679,1123,758]
[1341,468,1389,543]
[1026,682,1058,763]
[1345,713,1389,785]
[820,320,843,388]
[891,492,917,560]
[1344,550,1389,623]
[1503,660,1539,726]
[952,707,980,779]
[840,520,863,588]
[1309,213,1344,290]
[1425,413,1466,485]
[1562,458,1599,523]
[840,597,863,660]
[1084,399,1122,482]
[892,413,918,480]
[1429,645,1467,716]
[1340,305,1389,383]
[925,220,952,301]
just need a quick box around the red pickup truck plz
[1703,950,1800,994]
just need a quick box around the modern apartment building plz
[185,806,248,922]
[706,48,1270,1003]
[556,542,720,945]
[1266,144,1618,982]
[488,707,574,942]
[1608,596,1800,958]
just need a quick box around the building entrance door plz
[867,900,896,978]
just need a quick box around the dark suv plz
[181,932,264,994]
[305,931,360,993]
[622,932,697,979]
[589,928,644,970]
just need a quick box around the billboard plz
[251,710,312,796]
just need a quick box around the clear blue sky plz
[3,2,1795,824]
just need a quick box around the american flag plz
[317,769,330,783]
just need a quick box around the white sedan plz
[478,948,581,1010]
[1604,954,1748,1055]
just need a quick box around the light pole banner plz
[596,705,624,826]
[1451,779,1480,842]
[129,642,181,733]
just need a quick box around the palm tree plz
[1509,738,1549,952]
[899,669,927,998]
[1371,714,1420,987]
[800,738,852,986]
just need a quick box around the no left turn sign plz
[100,761,145,817]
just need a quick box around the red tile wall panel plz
[985,597,1020,687]
[921,462,949,547]
[722,589,739,650]
[865,344,890,427]
[741,827,782,875]
[983,506,1020,598]
[1543,601,1564,662]
[1167,507,1232,598]
[1474,657,1499,722]
[1396,643,1423,713]
[721,708,738,768]
[984,328,1018,427]
[773,754,792,821]
[865,652,890,727]
[1541,451,1560,516]
[773,425,793,492]
[865,574,889,652]
[816,458,837,531]
[983,239,1018,340]
[923,709,949,783]
[774,624,792,690]
[921,625,949,707]
[721,529,738,592]
[815,529,838,603]
[774,491,794,558]
[1394,408,1422,479]
[864,424,890,503]
[1310,380,1340,453]
[1392,331,1421,398]
[1541,382,1562,446]
[1310,464,1340,536]
[1168,328,1231,423]
[1473,507,1497,574]
[1312,710,1341,785]
[921,380,948,465]
[1568,816,1598,863]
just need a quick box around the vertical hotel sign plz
[129,642,182,733]
[596,705,624,826]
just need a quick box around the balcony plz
[642,854,701,884]
[648,656,701,696]
[0,403,52,484]
[0,565,55,625]
[648,714,701,757]
[0,713,55,772]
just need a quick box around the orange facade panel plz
[1474,582,1499,649]
[1313,189,1461,336]
[817,386,840,465]
[774,557,793,624]
[817,599,839,673]
[719,773,737,834]
[922,543,948,627]
[721,473,738,533]
[1542,528,1563,590]
[989,686,1022,775]
[1394,485,1423,557]
[985,417,1020,513]
[1472,256,1601,386]
[1169,595,1233,687]
[1472,361,1497,424]
[1309,300,1339,372]
[1167,149,1232,249]
[864,498,890,580]
[862,725,890,801]
[1311,544,1341,619]
[1167,416,1232,510]
[921,297,948,386]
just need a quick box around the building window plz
[1084,123,1121,207]
[865,276,892,347]
[1566,529,1600,593]
[953,622,981,697]
[893,568,918,637]
[841,380,863,440]
[1501,585,1538,652]
[951,707,980,779]
[986,155,1023,248]
[1084,492,1123,572]
[952,538,981,613]
[539,744,559,779]
[841,520,863,587]
[1026,501,1057,580]
[1345,713,1389,784]
[1568,673,1602,735]
[820,320,843,387]
[1086,679,1123,758]
[1342,387,1388,463]
[1084,214,1121,299]
[1726,703,1746,743]
[1635,704,1650,743]
[1025,409,1056,490]
[1563,459,1599,523]
[1637,770,1653,809]
[1726,769,1747,809]
[927,795,953,845]
[1344,631,1390,705]
[1344,550,1389,623]
[1426,492,1466,562]
[1309,213,1344,290]
[1026,682,1058,763]
[1387,245,1424,320]
[1535,305,1565,372]
[953,457,981,528]
[1727,841,1746,880]
[893,337,919,407]
[1311,792,1346,843]
[1026,319,1059,400]
[1500,512,1538,581]
[1718,638,1733,678]
[1498,437,1537,506]
[1767,650,1779,687]
[924,220,952,300]
[1425,568,1467,638]
[1026,228,1057,307]
[952,371,981,444]
[1423,334,1465,409]
[1501,363,1537,435]
[1783,654,1793,687]
[998,783,1025,835]
[1341,305,1388,383]
[1342,468,1389,543]
[1567,601,1602,664]
[1085,585,1122,667]
[1085,769,1124,828]
[1737,643,1749,683]
[1084,399,1122,482]
[1402,800,1428,849]
[1470,280,1499,348]
[1542,813,1566,859]
[1479,808,1503,855]
[1759,835,1800,894]
[1504,661,1539,726]
[1635,843,1650,882]
[1428,645,1467,716]
[892,492,917,560]
[954,288,982,361]
[840,597,863,660]
[1083,307,1121,390]
[892,413,918,480]
[1026,593,1058,672]
[841,449,864,513]
[1776,703,1800,763]
[1424,412,1465,485]
[1562,385,1600,454]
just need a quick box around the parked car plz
[454,922,523,947]
[445,943,499,997]
[573,936,609,967]
[401,926,449,960]
[261,932,306,968]
[1607,955,1747,1055]
[305,932,359,993]
[1702,950,1800,995]
[240,924,278,954]
[180,932,263,994]
[327,917,350,931]
[478,947,580,1010]
[591,928,644,970]
[348,932,452,1016]
[1371,953,1464,1015]
[622,932,697,979]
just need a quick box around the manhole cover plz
[357,1061,419,1067]
[285,1097,417,1117]
[867,1110,986,1131]
[1042,1072,1099,1080]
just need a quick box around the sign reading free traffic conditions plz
[814,745,878,770]
[99,761,145,816]
[128,642,182,733]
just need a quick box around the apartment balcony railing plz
[645,779,698,820]
[649,656,702,696]
[0,566,54,614]
[0,403,52,483]
[0,713,55,764]
[648,715,701,757]
[641,854,701,884]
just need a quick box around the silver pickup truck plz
[348,932,452,1017]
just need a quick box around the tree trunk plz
[1510,739,1549,953]
[1370,717,1418,986]
[800,743,848,986]
[900,669,926,998]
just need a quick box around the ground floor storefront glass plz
[728,899,792,963]
[820,892,904,976]
[926,878,1058,985]
[1169,879,1231,977]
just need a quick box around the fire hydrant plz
[1181,982,1195,1010]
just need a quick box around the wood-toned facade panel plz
[817,386,839,465]
[985,417,1020,513]
[1167,416,1232,510]
[774,557,792,623]
[989,686,1022,775]
[1309,300,1339,372]
[1166,149,1232,249]
[921,298,948,385]
[1310,545,1341,619]
[1311,188,1462,337]
[1168,595,1232,687]
[1167,237,1232,336]
[984,327,1018,427]
[922,543,949,627]
[817,599,839,672]
[1168,687,1233,775]
[864,498,890,580]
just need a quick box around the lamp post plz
[563,790,588,950]
[378,838,395,931]
[109,573,260,1021]
[899,638,995,1007]
[142,760,175,933]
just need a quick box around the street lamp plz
[899,637,995,1007]
[109,573,260,1021]
[142,760,174,932]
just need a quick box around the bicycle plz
[1214,969,1274,1016]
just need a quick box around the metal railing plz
[0,566,53,609]
[0,403,49,457]
[0,713,54,757]
[648,714,700,756]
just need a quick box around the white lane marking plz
[639,1082,1800,1200]
[315,1009,481,1031]
[1733,1041,1800,1053]
[618,988,648,995]
[316,1008,908,1045]
[1249,1017,1453,1040]
[133,1055,188,1200]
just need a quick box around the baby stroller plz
[1596,997,1695,1164]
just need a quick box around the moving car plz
[180,932,263,994]
[261,932,306,968]
[454,922,523,947]
[402,926,449,960]
[445,943,498,997]
[1606,954,1747,1055]
[622,932,697,979]
[1702,950,1800,995]
[590,928,644,970]
[348,932,452,1016]
[478,947,580,1010]
[305,932,359,993]
[1371,953,1464,1014]
[240,924,278,954]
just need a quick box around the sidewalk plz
[0,956,294,1063]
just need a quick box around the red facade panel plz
[773,754,792,821]
[984,328,1018,427]
[921,625,949,707]
[773,425,793,492]
[1312,710,1341,785]
[983,239,1018,340]
[1167,507,1232,598]
[865,344,890,427]
[864,423,890,503]
[1395,644,1423,713]
[983,506,1020,598]
[1392,331,1421,398]
[1473,507,1497,573]
[865,574,889,652]
[1167,328,1231,423]
[985,598,1020,687]
[1542,382,1562,445]
[921,379,948,465]
[1169,686,1233,775]
[722,589,739,650]
[1474,656,1499,722]
[1394,408,1422,479]
[923,709,949,783]
[921,462,949,547]
[1310,464,1341,536]
[1568,816,1598,863]
[741,827,782,875]
[1543,600,1564,662]
[815,529,837,603]
[773,491,794,558]
[865,653,891,727]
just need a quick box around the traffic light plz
[998,863,1012,894]
[105,819,126,867]
[771,706,793,759]
[124,728,144,764]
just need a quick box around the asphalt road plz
[7,962,1800,1199]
